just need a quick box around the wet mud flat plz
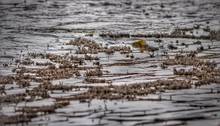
[1,0,220,126]
[1,35,220,126]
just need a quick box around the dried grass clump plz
[76,47,98,54]
[59,79,192,100]
[99,32,130,38]
[0,76,14,84]
[167,53,220,87]
[37,67,79,80]
[0,85,5,95]
[0,113,37,124]
[16,106,56,113]
[210,30,220,40]
[85,69,103,77]
[36,62,53,66]
[0,93,26,103]
[16,79,30,87]
[109,46,132,53]
[84,54,99,60]
[85,77,110,83]
[99,29,215,40]
[163,53,216,67]
[20,101,69,113]
[59,62,73,69]
[27,87,49,99]
[38,81,73,91]
[28,52,46,59]
[67,38,102,50]
[21,58,34,65]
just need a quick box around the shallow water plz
[0,0,220,62]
